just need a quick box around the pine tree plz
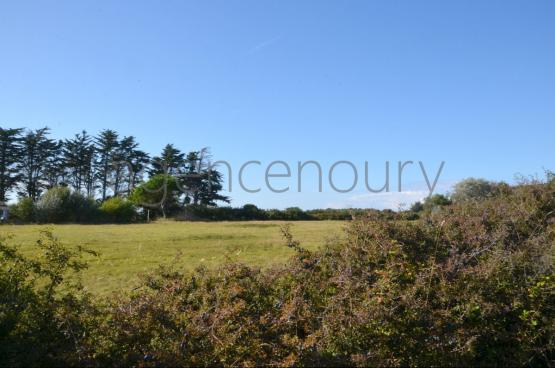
[63,131,95,194]
[198,169,230,206]
[83,142,96,197]
[94,129,119,200]
[180,149,230,206]
[127,146,149,195]
[181,150,204,205]
[112,136,132,196]
[149,144,185,176]
[112,136,149,196]
[0,127,23,202]
[18,127,59,200]
[43,139,64,189]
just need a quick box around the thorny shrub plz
[1,180,554,367]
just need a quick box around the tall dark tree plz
[43,139,64,189]
[0,127,23,202]
[197,169,230,206]
[180,149,230,206]
[112,136,132,196]
[112,136,149,196]
[83,142,96,197]
[127,146,149,195]
[94,130,119,200]
[18,127,59,200]
[149,144,185,176]
[63,131,95,195]
[180,150,204,205]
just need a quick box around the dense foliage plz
[7,186,396,224]
[35,186,97,223]
[0,230,98,366]
[176,204,396,222]
[0,128,23,202]
[98,197,137,223]
[8,187,134,224]
[0,126,228,222]
[1,179,553,366]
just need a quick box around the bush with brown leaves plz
[2,180,554,367]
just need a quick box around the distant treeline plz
[3,127,550,224]
[175,177,537,222]
[6,166,536,224]
[7,190,397,224]
[0,126,404,224]
[0,126,230,222]
[176,204,397,222]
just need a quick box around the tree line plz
[3,126,533,223]
[0,126,401,223]
[0,126,230,221]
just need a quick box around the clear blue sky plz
[1,0,554,209]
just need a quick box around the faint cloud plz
[327,191,429,211]
[246,35,282,55]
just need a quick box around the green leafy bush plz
[35,186,73,223]
[130,174,180,218]
[9,197,36,222]
[0,230,98,367]
[34,186,98,223]
[450,177,500,202]
[99,197,136,223]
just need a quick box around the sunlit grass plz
[1,220,345,295]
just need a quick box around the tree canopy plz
[0,126,231,215]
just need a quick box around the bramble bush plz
[1,179,554,367]
[0,229,98,367]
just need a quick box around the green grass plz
[0,220,345,295]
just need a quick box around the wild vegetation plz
[2,126,518,225]
[1,176,553,366]
[0,127,229,222]
[2,127,402,223]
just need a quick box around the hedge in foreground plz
[1,180,554,367]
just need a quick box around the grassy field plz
[0,220,345,295]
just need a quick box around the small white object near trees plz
[0,202,8,222]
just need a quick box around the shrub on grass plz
[9,197,36,222]
[35,186,98,223]
[99,197,137,223]
[450,177,499,202]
